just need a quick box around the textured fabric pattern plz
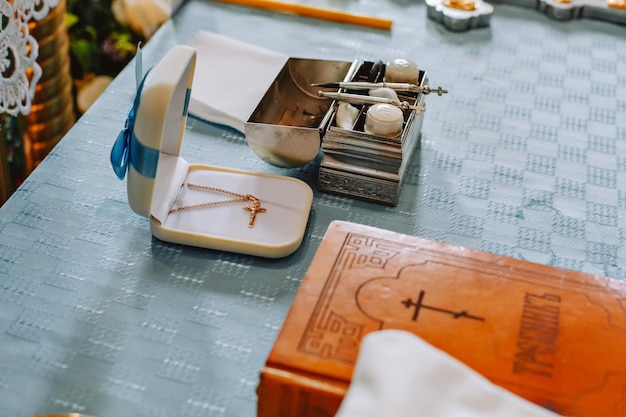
[0,1,624,416]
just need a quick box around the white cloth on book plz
[334,330,564,417]
[186,30,288,133]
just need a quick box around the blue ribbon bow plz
[110,44,158,180]
[110,85,139,179]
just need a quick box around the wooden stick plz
[212,0,393,30]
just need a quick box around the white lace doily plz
[0,0,58,116]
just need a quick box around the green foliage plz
[66,0,144,78]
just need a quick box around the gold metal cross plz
[244,195,267,227]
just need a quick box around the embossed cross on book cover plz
[257,220,626,417]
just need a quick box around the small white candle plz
[365,103,403,138]
[385,58,419,84]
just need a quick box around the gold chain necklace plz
[169,183,267,228]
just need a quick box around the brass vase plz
[25,0,75,172]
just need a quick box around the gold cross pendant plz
[243,195,267,227]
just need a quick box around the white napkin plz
[186,31,289,133]
[335,330,564,417]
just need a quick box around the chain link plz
[168,183,255,214]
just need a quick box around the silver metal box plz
[246,58,358,168]
[245,58,429,206]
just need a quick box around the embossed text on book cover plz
[257,221,626,417]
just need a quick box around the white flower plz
[112,0,171,39]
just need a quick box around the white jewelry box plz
[111,45,314,258]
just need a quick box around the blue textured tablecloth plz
[0,1,625,416]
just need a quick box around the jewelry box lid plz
[111,44,196,218]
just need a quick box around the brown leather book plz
[258,220,626,417]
